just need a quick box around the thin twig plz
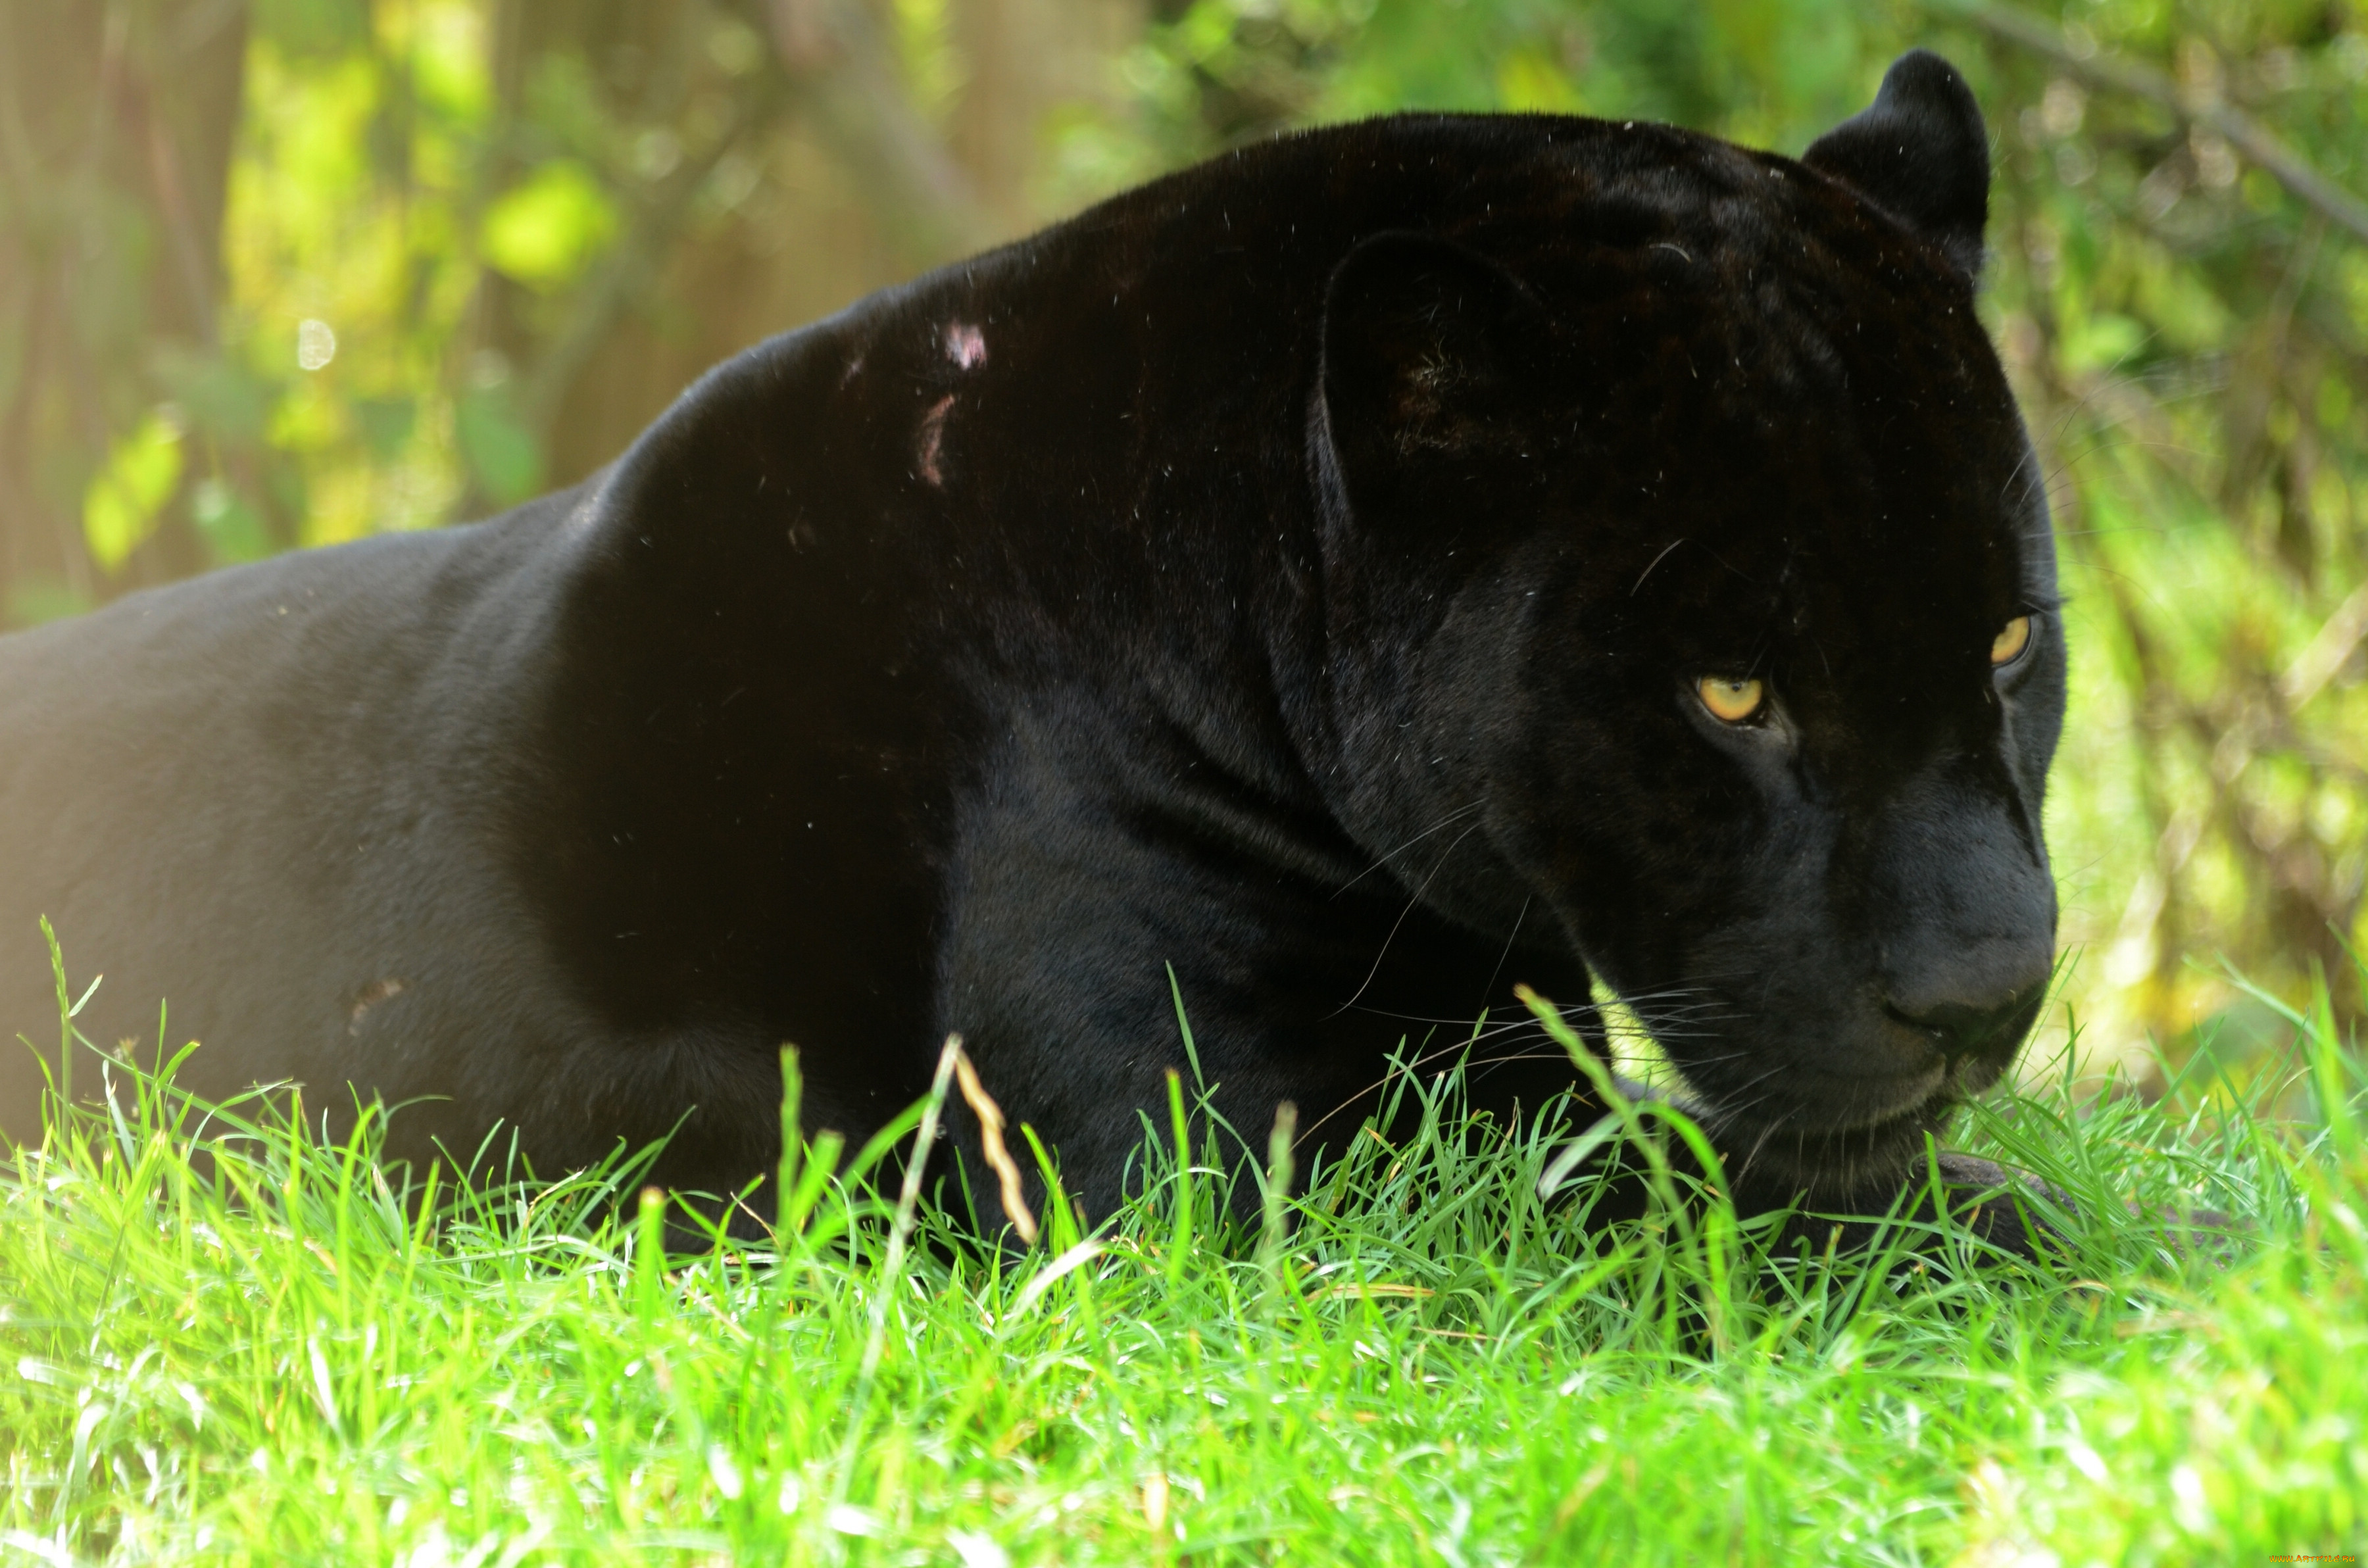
[1935,0,2368,246]
[2281,579,2368,713]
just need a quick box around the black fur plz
[1804,49,1992,280]
[0,53,2061,1233]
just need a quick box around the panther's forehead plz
[1530,185,2040,692]
[1641,457,2033,741]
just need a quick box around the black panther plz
[0,52,2062,1238]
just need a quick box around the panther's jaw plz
[1696,1079,1979,1208]
[1714,1108,1954,1208]
[1813,1064,1951,1133]
[1602,1071,1944,1201]
[1590,1050,2004,1210]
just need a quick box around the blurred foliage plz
[1,0,2363,1082]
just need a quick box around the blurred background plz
[2,0,2363,1091]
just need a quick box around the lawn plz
[3,958,2363,1566]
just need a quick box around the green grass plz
[3,964,2365,1566]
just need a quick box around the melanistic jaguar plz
[0,52,2061,1240]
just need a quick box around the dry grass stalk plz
[953,1044,1039,1244]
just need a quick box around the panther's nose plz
[1890,992,2038,1066]
[1883,932,2050,1067]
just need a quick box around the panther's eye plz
[1697,675,1764,723]
[1990,616,2033,668]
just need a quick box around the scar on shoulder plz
[349,977,407,1035]
[917,395,955,487]
[943,320,987,370]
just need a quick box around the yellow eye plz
[1990,616,2033,667]
[1697,675,1764,723]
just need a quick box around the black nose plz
[1888,990,2040,1066]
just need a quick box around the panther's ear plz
[1804,49,1990,280]
[1318,231,1546,494]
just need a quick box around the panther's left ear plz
[1804,49,1990,280]
[1318,231,1548,498]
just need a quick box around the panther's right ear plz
[1803,49,1991,281]
[1318,231,1547,504]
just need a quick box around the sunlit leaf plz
[480,160,618,292]
[2061,312,2148,377]
[82,411,185,574]
[1496,49,1583,112]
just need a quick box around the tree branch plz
[1936,0,2368,247]
[522,0,996,440]
[764,0,994,260]
[520,76,790,437]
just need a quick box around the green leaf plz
[82,410,185,574]
[355,397,417,460]
[2062,312,2148,377]
[4,574,94,629]
[480,161,619,292]
[193,478,275,565]
[456,387,543,506]
[155,345,274,446]
[251,0,372,57]
[1496,47,1583,112]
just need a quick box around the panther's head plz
[1314,53,2061,1204]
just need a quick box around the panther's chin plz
[1708,1092,1962,1209]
